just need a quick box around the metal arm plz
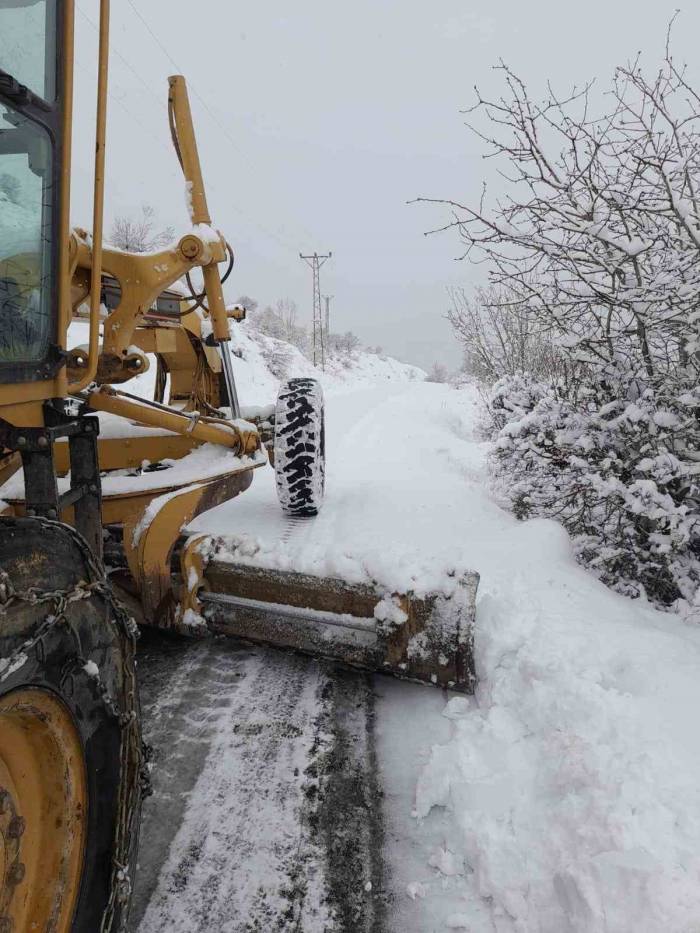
[168,75,241,416]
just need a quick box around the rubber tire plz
[0,517,143,933]
[274,377,326,516]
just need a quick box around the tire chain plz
[0,517,151,933]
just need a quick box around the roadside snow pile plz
[406,389,700,933]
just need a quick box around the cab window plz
[0,100,53,363]
[0,0,57,102]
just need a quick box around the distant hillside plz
[232,322,426,407]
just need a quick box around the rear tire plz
[274,377,325,516]
[0,517,143,932]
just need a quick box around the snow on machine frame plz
[0,0,477,927]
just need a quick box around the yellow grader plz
[0,1,477,929]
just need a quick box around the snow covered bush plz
[431,34,700,614]
[488,373,550,430]
[257,337,293,379]
[490,369,700,612]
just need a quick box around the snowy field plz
[61,323,700,930]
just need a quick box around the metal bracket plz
[0,407,104,558]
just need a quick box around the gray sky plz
[71,1,700,370]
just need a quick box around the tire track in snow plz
[280,514,311,545]
[305,668,388,932]
[131,631,389,932]
[134,642,332,932]
[129,635,251,930]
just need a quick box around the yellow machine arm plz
[67,75,238,414]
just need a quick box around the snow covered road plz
[130,380,477,933]
[132,378,700,932]
[131,634,388,932]
[189,381,485,598]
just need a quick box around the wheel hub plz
[0,688,87,931]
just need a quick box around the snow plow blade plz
[199,562,479,692]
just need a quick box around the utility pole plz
[323,294,333,341]
[300,251,332,368]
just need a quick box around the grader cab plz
[0,1,477,929]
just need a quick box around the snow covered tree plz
[248,298,312,359]
[234,295,258,315]
[422,39,700,391]
[251,305,285,340]
[427,361,449,383]
[275,298,299,337]
[448,284,568,384]
[426,33,700,614]
[338,331,361,355]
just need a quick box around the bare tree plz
[419,37,700,390]
[109,203,175,253]
[448,284,569,385]
[250,298,310,356]
[275,298,299,337]
[234,294,258,314]
[427,361,449,383]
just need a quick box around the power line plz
[300,253,332,368]
[75,0,319,278]
[122,0,318,250]
[124,0,252,169]
[76,3,168,119]
[73,57,179,174]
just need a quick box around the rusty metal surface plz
[201,561,479,692]
[123,472,255,632]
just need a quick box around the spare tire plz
[274,377,325,516]
[0,516,144,932]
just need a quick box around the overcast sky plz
[71,1,700,370]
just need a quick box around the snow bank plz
[407,390,700,933]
